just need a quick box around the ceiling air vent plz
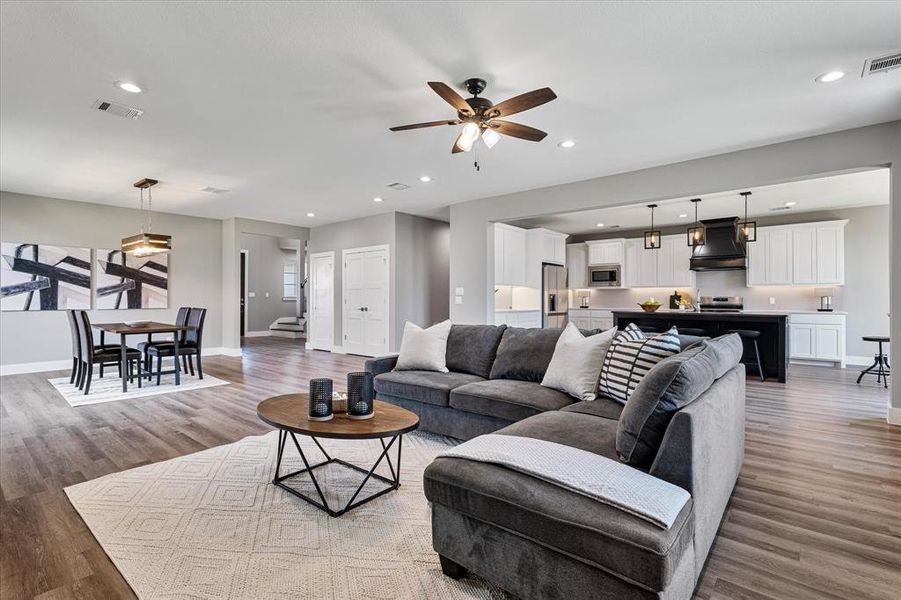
[768,206,792,212]
[386,182,410,191]
[93,99,144,120]
[862,52,901,77]
[201,186,229,194]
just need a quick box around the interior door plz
[309,252,334,351]
[344,246,389,357]
[239,251,246,337]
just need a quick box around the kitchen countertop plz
[494,308,541,313]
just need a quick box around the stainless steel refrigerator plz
[542,263,569,328]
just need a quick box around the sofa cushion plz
[705,332,744,378]
[450,380,574,422]
[561,397,624,421]
[395,320,452,372]
[374,371,484,407]
[541,323,618,401]
[423,412,695,591]
[489,327,563,382]
[445,324,506,379]
[599,327,681,404]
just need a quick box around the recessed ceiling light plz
[678,214,688,218]
[815,71,845,83]
[306,212,315,217]
[373,197,383,203]
[785,201,796,207]
[558,140,576,149]
[419,175,431,183]
[116,81,142,93]
[595,223,604,228]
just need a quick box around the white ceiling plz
[506,168,890,234]
[1,2,899,227]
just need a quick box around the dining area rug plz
[64,430,507,599]
[50,371,229,407]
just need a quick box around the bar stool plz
[856,336,890,389]
[727,329,765,382]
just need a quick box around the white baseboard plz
[888,407,901,426]
[331,345,346,355]
[305,341,313,350]
[1,347,239,376]
[243,331,270,338]
[844,355,876,367]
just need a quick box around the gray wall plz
[307,211,450,352]
[578,205,889,357]
[239,232,300,333]
[0,191,223,367]
[446,120,900,412]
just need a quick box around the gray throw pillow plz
[445,324,507,379]
[616,342,717,467]
[489,327,564,383]
[704,333,744,378]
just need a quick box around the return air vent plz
[200,186,229,194]
[862,52,901,77]
[386,182,410,191]
[768,206,792,212]
[93,99,143,120]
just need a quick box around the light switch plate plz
[455,287,465,296]
[455,295,463,305]
[249,291,256,298]
[769,297,776,305]
[265,292,270,298]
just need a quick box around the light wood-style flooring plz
[1,337,898,599]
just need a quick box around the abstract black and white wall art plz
[0,243,92,311]
[95,249,169,309]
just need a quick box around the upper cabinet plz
[495,225,568,289]
[747,220,846,286]
[586,239,625,265]
[623,235,693,288]
[494,223,527,286]
[566,243,588,289]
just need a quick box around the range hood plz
[689,217,747,271]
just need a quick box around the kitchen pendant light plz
[644,204,661,250]
[735,191,757,243]
[687,198,706,247]
[121,178,172,257]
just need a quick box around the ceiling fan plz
[389,78,557,154]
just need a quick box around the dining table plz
[92,321,191,392]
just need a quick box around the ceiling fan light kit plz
[390,77,557,164]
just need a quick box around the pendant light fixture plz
[121,178,172,257]
[735,191,756,242]
[644,204,661,250]
[687,198,706,247]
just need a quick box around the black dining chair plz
[147,307,207,383]
[75,311,142,394]
[137,307,191,378]
[66,310,82,385]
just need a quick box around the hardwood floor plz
[1,337,898,599]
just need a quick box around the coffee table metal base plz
[272,429,403,517]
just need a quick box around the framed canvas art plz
[95,249,168,309]
[0,242,92,311]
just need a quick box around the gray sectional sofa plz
[364,324,746,600]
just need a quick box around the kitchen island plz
[612,310,789,382]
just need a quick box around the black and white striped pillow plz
[599,326,681,404]
[616,322,646,342]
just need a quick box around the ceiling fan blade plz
[490,120,548,142]
[487,87,557,118]
[428,82,474,116]
[451,131,465,153]
[389,119,459,132]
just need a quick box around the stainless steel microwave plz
[587,264,621,287]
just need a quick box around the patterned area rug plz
[49,372,229,407]
[65,430,507,599]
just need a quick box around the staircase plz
[269,315,306,339]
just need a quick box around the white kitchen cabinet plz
[815,222,845,285]
[524,228,568,288]
[494,223,526,286]
[567,243,588,289]
[495,310,542,328]
[586,239,624,265]
[792,225,817,285]
[569,309,614,331]
[748,221,846,286]
[657,235,695,288]
[788,313,846,367]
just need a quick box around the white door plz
[309,252,334,351]
[767,229,793,285]
[792,226,817,285]
[343,246,389,357]
[790,324,816,359]
[815,223,844,285]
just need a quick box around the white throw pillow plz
[394,320,453,372]
[541,323,618,401]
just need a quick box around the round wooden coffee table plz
[257,393,419,517]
